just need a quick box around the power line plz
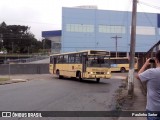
[138,1,160,11]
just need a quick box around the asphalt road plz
[0,74,125,120]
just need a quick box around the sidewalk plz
[0,74,52,85]
[118,77,147,120]
[0,76,27,85]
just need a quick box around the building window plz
[66,24,71,31]
[98,25,125,33]
[66,24,94,32]
[130,26,155,35]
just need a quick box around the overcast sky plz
[0,0,160,40]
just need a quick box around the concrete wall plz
[0,64,49,75]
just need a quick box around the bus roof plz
[50,50,110,56]
[110,57,138,59]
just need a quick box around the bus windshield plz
[87,56,110,67]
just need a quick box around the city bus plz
[49,50,111,82]
[106,57,138,72]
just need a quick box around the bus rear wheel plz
[56,70,62,79]
[78,72,82,82]
[96,78,100,83]
[120,67,126,73]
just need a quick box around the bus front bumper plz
[86,74,111,79]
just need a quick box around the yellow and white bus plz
[49,50,111,82]
[105,57,138,72]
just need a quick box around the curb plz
[0,79,27,85]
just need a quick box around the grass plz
[0,78,10,82]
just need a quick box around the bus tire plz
[96,78,100,83]
[120,67,126,73]
[56,70,62,79]
[78,72,82,82]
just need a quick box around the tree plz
[0,22,43,53]
[42,38,51,50]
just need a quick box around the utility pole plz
[28,46,29,56]
[0,34,3,49]
[128,0,137,98]
[111,35,122,57]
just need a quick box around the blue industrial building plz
[62,6,160,53]
[42,6,160,55]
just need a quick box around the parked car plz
[0,51,7,54]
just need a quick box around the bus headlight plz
[88,72,93,74]
[90,72,93,74]
[107,72,110,74]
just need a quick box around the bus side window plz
[110,59,116,64]
[97,58,104,64]
[50,56,56,64]
[53,57,57,64]
[85,56,88,61]
[91,59,96,64]
[64,55,68,63]
[135,58,137,63]
[75,54,81,63]
[68,55,75,63]
[57,56,63,63]
[50,57,53,63]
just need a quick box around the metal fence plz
[0,64,49,75]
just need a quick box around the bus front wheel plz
[96,78,100,83]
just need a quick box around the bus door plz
[82,55,87,77]
[53,57,57,74]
